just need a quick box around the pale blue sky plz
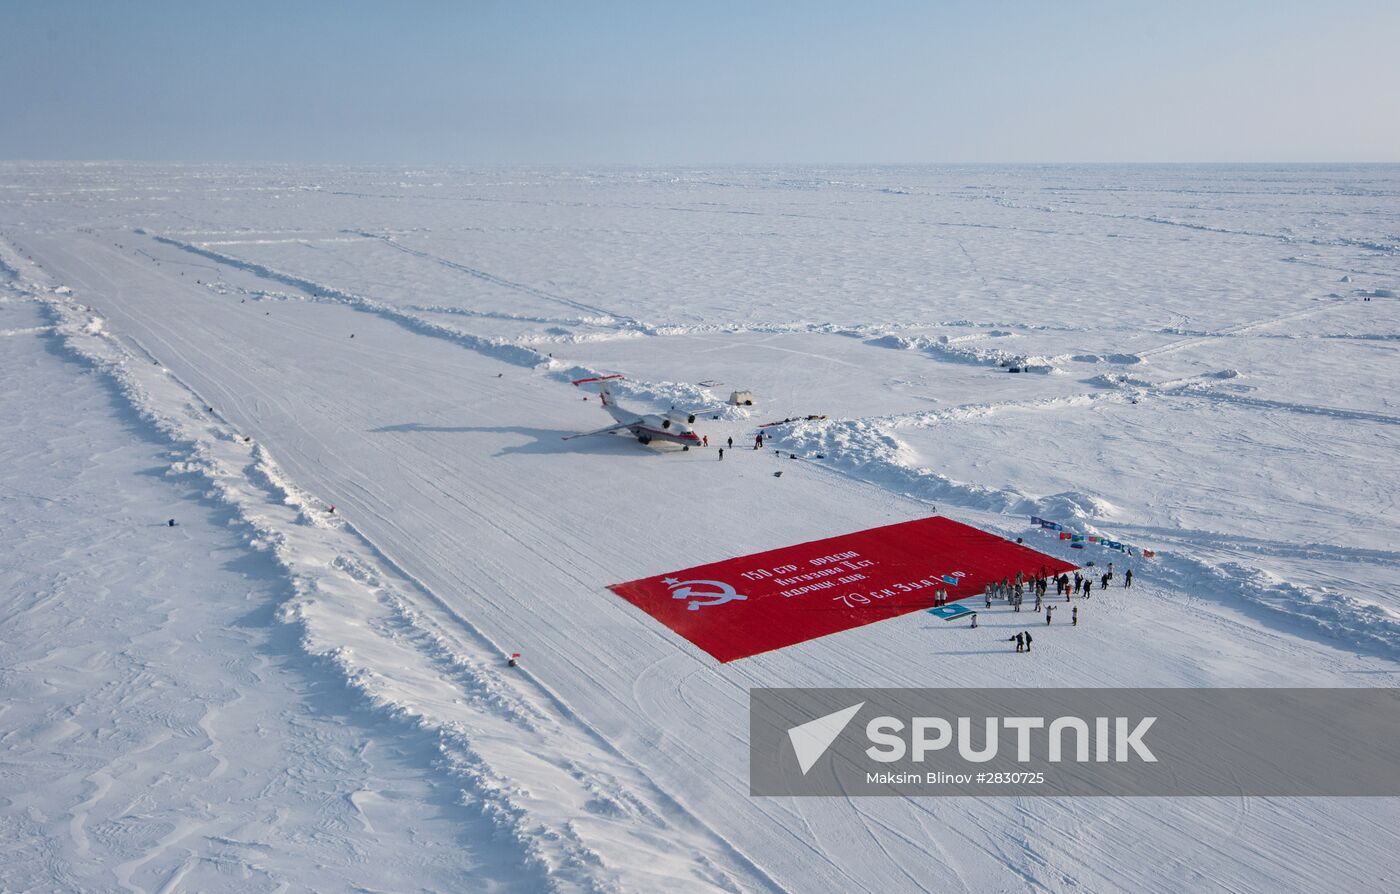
[2,0,1396,163]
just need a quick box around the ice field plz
[2,163,1398,892]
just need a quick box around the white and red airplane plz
[564,375,702,449]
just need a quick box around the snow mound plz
[1070,353,1142,365]
[553,364,744,419]
[1037,491,1120,522]
[866,334,911,350]
[865,331,1038,370]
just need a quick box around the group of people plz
[984,562,1137,648]
[714,431,777,458]
[1064,562,1134,596]
[983,569,1067,613]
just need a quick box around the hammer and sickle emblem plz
[663,577,747,611]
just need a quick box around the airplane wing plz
[665,404,727,424]
[561,422,634,441]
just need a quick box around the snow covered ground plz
[2,163,1398,892]
[0,295,513,892]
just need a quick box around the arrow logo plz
[788,702,864,775]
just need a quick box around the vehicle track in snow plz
[347,229,643,328]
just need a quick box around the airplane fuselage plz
[604,403,702,446]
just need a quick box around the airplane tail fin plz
[572,374,624,407]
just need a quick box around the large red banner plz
[608,516,1077,662]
